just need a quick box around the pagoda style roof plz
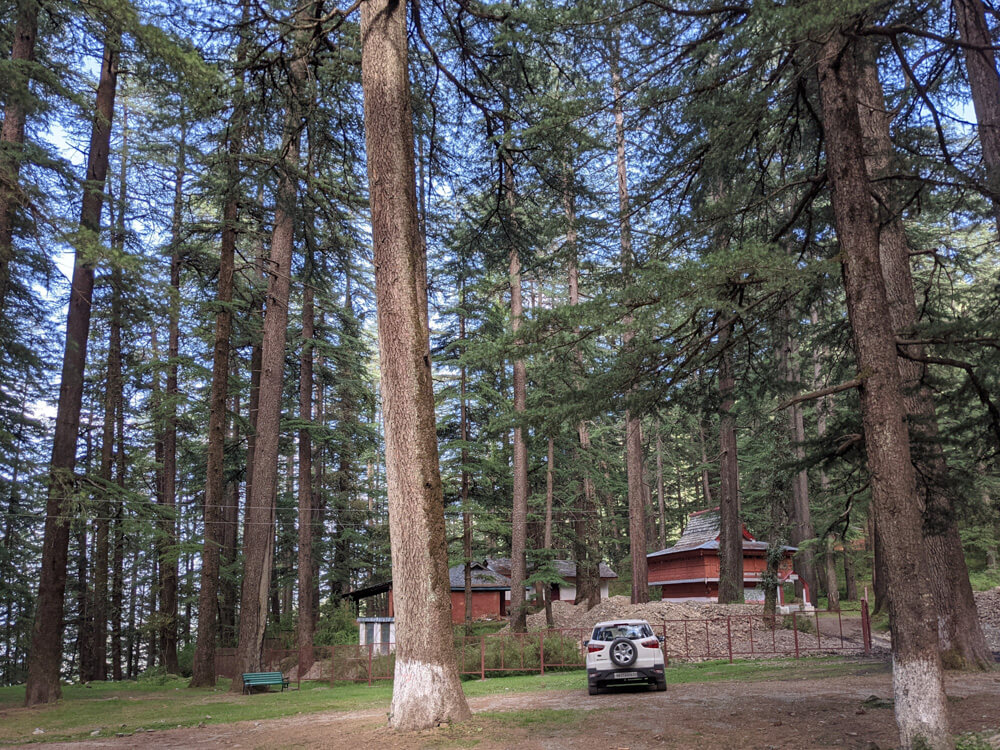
[647,508,795,559]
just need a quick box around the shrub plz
[315,600,360,646]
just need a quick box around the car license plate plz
[614,671,639,679]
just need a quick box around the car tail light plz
[641,639,660,649]
[588,644,604,653]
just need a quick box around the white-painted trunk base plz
[892,655,952,750]
[389,658,471,731]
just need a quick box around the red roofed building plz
[646,508,806,605]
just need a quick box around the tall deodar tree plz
[231,0,312,694]
[25,25,121,706]
[817,27,949,750]
[359,0,471,730]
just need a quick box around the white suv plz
[584,619,666,694]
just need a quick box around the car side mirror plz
[582,639,589,647]
[657,636,665,643]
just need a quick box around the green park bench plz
[241,671,290,694]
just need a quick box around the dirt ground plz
[32,664,1000,750]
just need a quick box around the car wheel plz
[609,637,638,667]
[656,679,667,692]
[588,684,600,696]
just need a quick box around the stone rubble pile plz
[973,586,1000,651]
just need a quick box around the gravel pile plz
[974,586,1000,651]
[522,595,765,633]
[508,595,871,659]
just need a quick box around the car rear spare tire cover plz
[609,637,637,667]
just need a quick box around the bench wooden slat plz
[241,671,290,694]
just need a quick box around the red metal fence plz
[218,602,874,687]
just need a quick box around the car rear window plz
[592,623,653,641]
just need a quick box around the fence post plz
[862,597,871,655]
[480,636,486,681]
[367,644,373,687]
[726,616,733,664]
[792,611,800,659]
[540,632,545,676]
[748,615,753,656]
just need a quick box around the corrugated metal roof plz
[647,509,796,559]
[447,560,511,589]
[446,558,618,590]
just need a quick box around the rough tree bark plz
[24,31,119,706]
[855,39,992,670]
[0,0,39,309]
[231,1,309,694]
[716,322,743,603]
[818,29,950,749]
[360,0,472,729]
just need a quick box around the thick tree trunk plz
[0,0,39,308]
[24,32,119,706]
[716,325,743,603]
[231,4,308,693]
[855,40,992,670]
[818,31,950,749]
[360,0,472,729]
[245,192,266,530]
[954,0,1000,233]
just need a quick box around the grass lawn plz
[0,657,885,745]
